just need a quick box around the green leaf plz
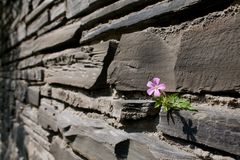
[153,93,197,112]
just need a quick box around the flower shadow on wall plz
[147,77,198,142]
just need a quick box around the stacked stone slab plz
[0,0,239,159]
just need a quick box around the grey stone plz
[24,125,51,151]
[79,0,199,43]
[81,0,159,28]
[17,54,43,70]
[51,87,158,121]
[10,30,18,47]
[51,87,94,109]
[25,136,55,160]
[157,104,240,155]
[37,16,65,36]
[127,133,196,160]
[38,98,64,131]
[17,22,26,42]
[80,0,228,43]
[27,86,40,106]
[111,99,159,121]
[21,103,39,123]
[27,9,49,36]
[21,115,50,142]
[50,2,65,21]
[50,136,83,160]
[14,81,28,102]
[66,0,116,19]
[40,84,52,97]
[108,12,240,93]
[57,108,129,160]
[57,108,196,160]
[26,0,54,23]
[26,68,44,81]
[33,21,81,52]
[10,15,20,30]
[108,31,178,91]
[174,13,240,92]
[32,0,42,9]
[19,38,34,59]
[20,0,29,19]
[10,80,16,91]
[44,41,118,89]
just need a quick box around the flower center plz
[154,86,159,90]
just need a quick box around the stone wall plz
[0,0,240,159]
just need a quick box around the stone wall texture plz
[0,0,240,159]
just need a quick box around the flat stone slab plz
[174,12,240,92]
[108,30,178,92]
[50,2,65,21]
[25,136,55,160]
[128,133,196,160]
[81,0,159,28]
[57,108,196,160]
[157,104,240,156]
[38,98,64,132]
[44,41,118,89]
[33,21,81,52]
[26,0,54,23]
[14,80,28,102]
[50,87,158,121]
[108,11,240,93]
[17,54,43,70]
[27,9,49,36]
[80,0,228,43]
[66,0,116,19]
[50,136,83,160]
[27,86,40,106]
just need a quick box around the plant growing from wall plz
[147,77,197,113]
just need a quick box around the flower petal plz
[154,89,161,97]
[152,77,160,85]
[147,81,154,88]
[159,83,166,90]
[147,88,154,96]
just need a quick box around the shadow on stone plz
[167,110,198,142]
[115,139,130,159]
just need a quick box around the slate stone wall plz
[0,0,240,159]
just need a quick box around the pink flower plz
[147,77,166,97]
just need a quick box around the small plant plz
[147,77,197,113]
